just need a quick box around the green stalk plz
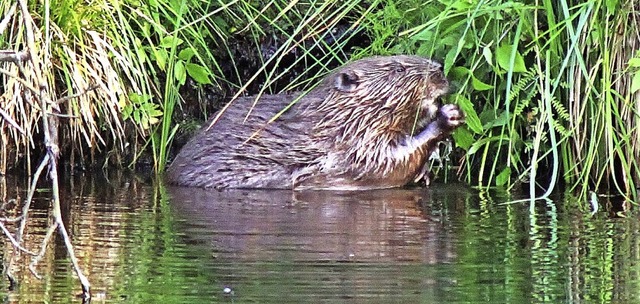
[153,0,187,173]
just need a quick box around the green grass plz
[378,0,639,200]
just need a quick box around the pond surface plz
[0,172,638,303]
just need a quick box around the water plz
[0,172,639,303]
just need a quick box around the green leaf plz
[160,35,183,48]
[496,44,526,73]
[449,66,469,79]
[631,71,640,94]
[186,63,212,84]
[467,135,509,155]
[444,47,458,73]
[135,38,147,64]
[483,110,510,129]
[122,105,133,119]
[605,0,617,12]
[496,167,511,186]
[129,93,141,104]
[175,60,186,85]
[467,136,491,155]
[149,105,163,117]
[129,93,151,104]
[451,0,475,10]
[133,110,141,124]
[482,46,493,66]
[154,48,168,71]
[213,16,228,31]
[471,74,494,91]
[455,94,483,134]
[440,34,461,47]
[147,116,160,126]
[178,48,196,61]
[412,28,434,42]
[478,107,497,126]
[628,58,640,67]
[452,127,474,150]
[141,117,150,130]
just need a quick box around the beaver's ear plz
[333,71,359,92]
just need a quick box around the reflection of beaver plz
[168,186,458,263]
[166,55,464,190]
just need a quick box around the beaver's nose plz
[429,67,449,90]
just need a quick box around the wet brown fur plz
[166,55,461,190]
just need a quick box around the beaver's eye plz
[394,65,405,73]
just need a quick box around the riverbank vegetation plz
[1,0,639,200]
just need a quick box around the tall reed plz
[0,0,158,170]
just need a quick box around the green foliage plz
[629,55,640,94]
[120,0,228,170]
[370,0,638,198]
[131,0,376,170]
[123,93,163,131]
[150,35,213,86]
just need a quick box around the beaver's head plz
[332,55,448,102]
[316,55,449,137]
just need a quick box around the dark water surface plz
[0,172,638,303]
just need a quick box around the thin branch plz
[0,66,41,95]
[56,85,99,104]
[0,221,36,255]
[48,113,79,118]
[3,154,50,291]
[18,153,49,243]
[0,2,17,35]
[0,64,97,119]
[29,221,58,279]
[15,0,91,298]
[0,0,93,297]
[0,108,25,135]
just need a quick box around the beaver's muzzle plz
[429,69,448,89]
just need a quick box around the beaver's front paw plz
[438,104,465,129]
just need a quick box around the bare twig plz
[0,64,96,120]
[48,112,79,118]
[0,2,17,35]
[56,85,99,104]
[4,137,51,286]
[0,221,36,256]
[29,220,58,279]
[1,0,95,298]
[0,66,41,94]
[15,0,91,298]
[18,153,49,243]
[0,108,26,135]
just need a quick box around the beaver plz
[166,55,464,190]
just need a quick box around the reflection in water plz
[0,172,639,303]
[0,172,159,303]
[167,186,465,302]
[168,187,457,264]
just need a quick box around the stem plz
[12,0,92,298]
